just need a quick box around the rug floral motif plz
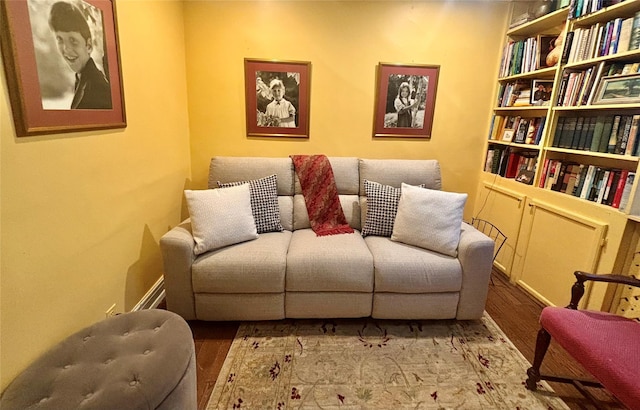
[207,313,568,409]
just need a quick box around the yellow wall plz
[0,0,511,391]
[0,1,191,389]
[184,0,510,218]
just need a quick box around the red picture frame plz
[373,63,439,138]
[0,0,126,137]
[244,58,311,138]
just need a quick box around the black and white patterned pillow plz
[218,174,283,234]
[362,180,424,237]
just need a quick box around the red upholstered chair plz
[525,271,640,409]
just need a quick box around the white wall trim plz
[132,276,165,311]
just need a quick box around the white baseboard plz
[132,276,165,311]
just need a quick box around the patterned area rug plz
[207,313,568,409]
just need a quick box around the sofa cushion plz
[391,183,467,257]
[209,156,294,195]
[192,231,291,293]
[286,229,373,292]
[359,159,442,194]
[218,174,284,233]
[365,236,462,293]
[184,184,258,255]
[293,194,361,231]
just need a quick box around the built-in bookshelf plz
[547,0,640,215]
[477,0,640,313]
[484,0,640,216]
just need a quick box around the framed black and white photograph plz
[0,0,126,137]
[244,58,311,138]
[530,80,553,105]
[373,63,439,138]
[592,74,640,105]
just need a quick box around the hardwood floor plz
[182,269,623,410]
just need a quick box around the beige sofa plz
[160,156,494,321]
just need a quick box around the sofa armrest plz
[159,220,197,320]
[455,223,495,320]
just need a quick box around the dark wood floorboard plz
[174,269,624,410]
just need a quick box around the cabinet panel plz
[474,182,526,276]
[516,199,607,307]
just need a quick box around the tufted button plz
[129,380,138,387]
[123,331,129,336]
[39,397,49,404]
[143,349,151,355]
[84,392,93,399]
[154,326,160,332]
[63,364,71,369]
[83,336,90,341]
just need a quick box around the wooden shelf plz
[573,0,640,27]
[507,8,569,37]
[545,147,640,163]
[495,106,550,112]
[499,67,558,82]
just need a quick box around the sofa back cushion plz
[209,157,294,231]
[358,159,442,193]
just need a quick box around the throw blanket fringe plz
[291,155,354,236]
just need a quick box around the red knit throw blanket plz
[291,155,354,236]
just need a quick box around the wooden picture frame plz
[537,35,557,69]
[592,74,640,105]
[244,58,311,138]
[530,79,553,106]
[0,0,126,137]
[373,62,439,138]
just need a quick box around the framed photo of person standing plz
[0,0,126,137]
[244,58,311,138]
[373,62,439,138]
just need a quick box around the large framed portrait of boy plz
[373,62,439,138]
[244,58,311,138]
[0,0,126,137]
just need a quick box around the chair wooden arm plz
[567,270,640,309]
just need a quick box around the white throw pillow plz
[185,184,258,255]
[391,183,467,257]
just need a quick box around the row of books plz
[563,12,640,64]
[485,146,538,183]
[489,114,546,145]
[539,159,635,209]
[569,0,629,20]
[496,80,534,107]
[499,35,558,78]
[556,61,639,106]
[553,114,640,156]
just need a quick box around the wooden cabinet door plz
[473,182,526,277]
[514,198,607,308]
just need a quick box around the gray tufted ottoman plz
[0,309,196,410]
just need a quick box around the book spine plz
[630,11,640,50]
[539,158,551,188]
[608,115,622,153]
[561,31,575,64]
[625,114,640,156]
[619,172,636,210]
[612,169,630,208]
[596,170,611,203]
[580,165,597,199]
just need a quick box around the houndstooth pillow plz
[362,180,424,237]
[218,174,283,233]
